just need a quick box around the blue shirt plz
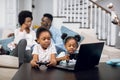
[49,26,65,50]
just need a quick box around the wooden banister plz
[89,0,111,14]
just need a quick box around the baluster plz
[105,12,109,40]
[67,0,70,22]
[98,7,102,39]
[61,0,64,16]
[71,0,74,22]
[94,4,98,34]
[79,0,82,24]
[58,0,61,16]
[90,2,93,29]
[101,10,106,40]
[73,0,76,22]
[110,17,117,46]
[106,13,111,45]
[65,0,69,22]
[69,0,72,22]
[85,0,89,28]
[105,13,109,45]
[81,0,84,28]
[62,0,66,26]
[53,0,57,16]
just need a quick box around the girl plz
[30,27,57,67]
[56,33,81,64]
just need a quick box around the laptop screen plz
[75,42,104,70]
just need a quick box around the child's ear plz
[74,35,81,42]
[61,33,68,40]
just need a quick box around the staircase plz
[89,0,117,46]
[53,0,118,46]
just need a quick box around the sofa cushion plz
[0,55,18,68]
[0,37,14,52]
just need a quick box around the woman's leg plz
[12,39,27,67]
[12,39,33,67]
[24,50,33,63]
[17,39,27,65]
[12,47,18,57]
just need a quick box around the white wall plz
[18,0,32,13]
[24,0,32,11]
[0,0,5,28]
[18,0,24,13]
[32,0,53,25]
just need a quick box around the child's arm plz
[31,44,39,67]
[56,55,69,62]
[47,54,57,66]
[30,54,39,67]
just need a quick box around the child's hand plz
[47,59,57,66]
[63,55,70,61]
[30,60,39,67]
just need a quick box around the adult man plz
[40,13,65,53]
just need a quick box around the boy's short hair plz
[43,13,53,22]
[36,27,52,39]
[18,10,33,25]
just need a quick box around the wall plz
[18,0,24,13]
[24,0,32,11]
[32,0,53,25]
[0,0,5,28]
[18,0,32,13]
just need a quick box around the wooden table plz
[12,63,120,80]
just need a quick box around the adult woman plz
[8,11,36,67]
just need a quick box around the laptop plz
[55,42,104,71]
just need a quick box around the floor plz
[0,68,17,80]
[0,28,120,80]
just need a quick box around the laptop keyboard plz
[65,65,75,68]
[59,59,76,68]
